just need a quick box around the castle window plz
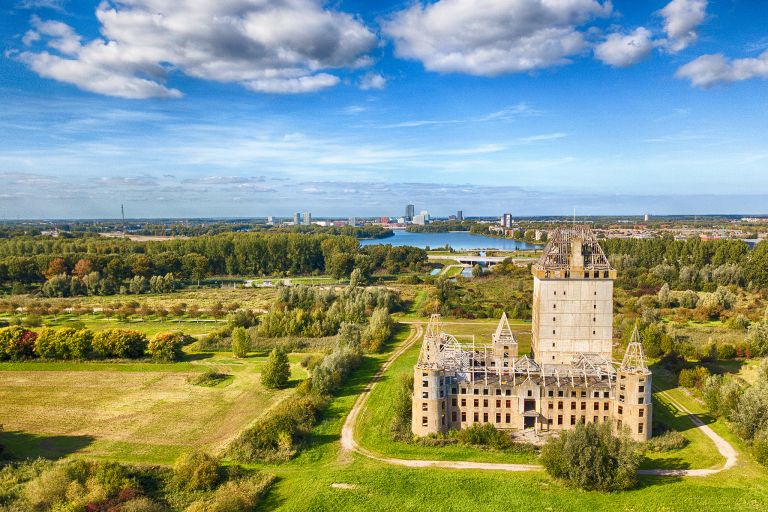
[483,413,488,423]
[474,399,479,407]
[558,390,564,397]
[604,271,609,278]
[496,389,502,396]
[603,391,609,398]
[618,406,623,414]
[593,416,598,423]
[506,414,511,423]
[552,356,556,360]
[638,423,644,434]
[506,389,512,396]
[483,388,489,395]
[571,402,576,410]
[553,291,557,295]
[571,391,577,398]
[593,331,596,335]
[461,412,466,422]
[593,402,599,411]
[552,317,556,322]
[553,304,556,309]
[594,291,597,296]
[548,390,554,397]
[619,395,625,402]
[461,399,466,406]
[581,416,586,423]
[557,415,563,425]
[474,389,479,395]
[452,412,457,422]
[527,390,533,397]
[451,387,457,394]
[461,388,466,394]
[422,392,428,399]
[594,391,600,398]
[506,400,511,408]
[548,402,554,410]
[581,391,587,397]
[422,402,428,411]
[451,398,457,407]
[638,397,644,404]
[558,401,563,410]
[483,399,488,407]
[496,413,501,423]
[584,271,589,278]
[570,415,576,425]
[474,412,479,422]
[593,317,596,322]
[594,271,599,278]
[604,402,609,411]
[441,402,445,410]
[594,304,597,309]
[422,372,428,377]
[422,417,428,426]
[638,385,645,393]
[422,380,429,387]
[581,402,586,410]
[604,416,608,423]
[496,400,501,408]
[639,409,644,418]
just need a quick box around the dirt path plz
[341,323,739,477]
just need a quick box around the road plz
[341,324,738,476]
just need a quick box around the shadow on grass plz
[639,455,691,470]
[259,475,286,511]
[0,431,94,460]
[182,352,214,362]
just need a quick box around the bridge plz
[427,255,536,267]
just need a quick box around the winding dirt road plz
[340,323,738,476]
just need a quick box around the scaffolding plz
[535,225,611,271]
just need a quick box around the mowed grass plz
[253,325,768,512]
[0,351,310,465]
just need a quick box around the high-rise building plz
[412,213,427,225]
[267,216,274,225]
[644,213,650,222]
[457,210,463,221]
[348,216,357,227]
[405,204,415,221]
[501,213,513,228]
[293,212,300,225]
[302,212,311,226]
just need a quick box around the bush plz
[34,327,92,360]
[231,326,250,358]
[678,366,710,390]
[190,369,231,387]
[645,430,688,452]
[454,423,512,450]
[92,329,148,359]
[540,421,639,491]
[390,373,414,442]
[718,343,737,360]
[147,332,185,362]
[753,430,768,467]
[0,326,37,360]
[185,473,275,512]
[261,347,290,389]
[171,451,221,492]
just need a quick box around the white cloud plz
[359,72,387,90]
[594,27,654,67]
[518,132,567,143]
[17,0,377,98]
[659,0,707,52]
[676,51,768,87]
[382,0,611,76]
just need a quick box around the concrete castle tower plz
[531,226,617,365]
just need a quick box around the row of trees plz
[0,232,427,287]
[0,326,187,362]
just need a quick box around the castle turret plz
[615,324,652,441]
[412,314,448,436]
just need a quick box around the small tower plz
[615,324,652,441]
[492,312,518,368]
[412,314,448,436]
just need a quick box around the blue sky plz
[1,0,767,219]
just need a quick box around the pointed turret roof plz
[620,323,649,374]
[492,312,517,346]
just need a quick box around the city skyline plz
[2,1,768,218]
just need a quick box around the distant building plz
[406,204,415,221]
[457,210,464,221]
[501,213,513,228]
[302,212,311,226]
[293,212,300,225]
[644,213,650,222]
[380,216,390,224]
[349,216,357,227]
[413,213,427,225]
[267,216,274,225]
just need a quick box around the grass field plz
[247,324,768,511]
[0,351,309,465]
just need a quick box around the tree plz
[231,326,250,358]
[337,322,361,351]
[540,421,639,491]
[44,257,68,279]
[327,252,354,280]
[262,347,290,389]
[148,332,184,362]
[471,264,483,278]
[72,258,93,278]
[182,253,209,286]
[41,274,71,297]
[348,268,363,288]
[129,275,147,294]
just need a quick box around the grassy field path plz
[344,323,739,477]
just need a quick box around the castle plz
[412,226,652,442]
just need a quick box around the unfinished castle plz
[412,226,652,442]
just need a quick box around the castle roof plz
[534,225,611,272]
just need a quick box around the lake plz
[359,230,542,251]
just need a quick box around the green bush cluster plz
[541,421,640,491]
[0,325,37,360]
[92,329,148,359]
[678,366,711,389]
[390,373,414,442]
[147,332,185,362]
[261,347,290,389]
[644,430,688,452]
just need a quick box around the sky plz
[1,0,767,219]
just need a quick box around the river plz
[359,230,542,251]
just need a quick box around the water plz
[360,230,542,251]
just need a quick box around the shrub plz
[92,329,148,359]
[540,421,639,491]
[390,373,414,442]
[645,430,688,452]
[299,354,324,370]
[148,332,185,362]
[261,347,290,389]
[718,343,737,360]
[362,307,394,353]
[454,423,512,450]
[185,473,275,512]
[171,451,221,492]
[678,366,710,390]
[34,327,93,360]
[753,430,768,467]
[190,369,231,387]
[0,326,37,360]
[231,326,250,358]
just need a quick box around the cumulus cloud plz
[660,0,707,52]
[17,0,377,98]
[359,72,387,90]
[676,51,768,87]
[382,0,611,76]
[594,27,654,67]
